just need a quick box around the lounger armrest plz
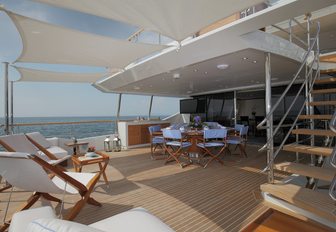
[9,206,56,232]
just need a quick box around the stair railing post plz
[305,13,315,166]
[148,95,153,119]
[265,53,274,183]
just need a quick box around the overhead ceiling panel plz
[7,11,167,68]
[15,66,109,83]
[35,0,264,41]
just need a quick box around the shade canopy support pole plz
[10,81,14,134]
[148,95,154,119]
[115,93,122,134]
[233,90,237,125]
[3,62,9,135]
[265,53,274,183]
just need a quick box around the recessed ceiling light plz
[149,85,153,87]
[133,86,140,90]
[194,69,198,72]
[204,71,208,75]
[173,73,180,79]
[31,31,41,34]
[242,57,248,60]
[217,64,229,70]
[253,60,257,64]
[271,77,279,81]
[187,91,193,94]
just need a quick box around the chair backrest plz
[234,124,244,132]
[204,122,219,129]
[0,152,64,194]
[0,134,38,154]
[26,132,51,149]
[203,128,227,140]
[240,126,249,137]
[162,129,182,139]
[148,125,161,135]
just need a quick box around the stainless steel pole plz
[265,53,274,183]
[115,93,122,133]
[3,62,9,135]
[10,81,14,134]
[148,95,153,119]
[233,90,237,125]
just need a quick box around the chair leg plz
[150,143,154,159]
[203,147,225,168]
[42,193,62,203]
[0,182,11,192]
[239,144,247,157]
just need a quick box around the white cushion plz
[9,206,56,232]
[89,207,174,232]
[27,218,104,232]
[26,132,51,149]
[47,146,68,159]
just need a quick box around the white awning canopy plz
[7,11,167,68]
[35,0,264,41]
[15,66,109,83]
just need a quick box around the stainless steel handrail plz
[271,24,308,47]
[262,66,320,172]
[329,111,336,168]
[329,175,336,201]
[259,51,319,151]
[257,22,320,130]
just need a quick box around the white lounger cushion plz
[90,207,174,232]
[26,132,51,149]
[52,172,97,194]
[9,206,56,232]
[27,218,104,232]
[47,146,69,159]
[10,207,174,232]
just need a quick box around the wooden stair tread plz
[274,162,335,182]
[307,101,336,106]
[291,129,336,136]
[260,183,336,222]
[312,88,336,94]
[283,144,332,157]
[315,78,336,84]
[298,114,332,120]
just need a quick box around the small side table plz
[65,141,89,156]
[71,151,110,185]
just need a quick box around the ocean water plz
[0,116,166,139]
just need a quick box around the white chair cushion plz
[27,218,104,232]
[9,206,56,232]
[52,172,97,194]
[89,207,174,232]
[47,146,68,159]
[26,132,51,149]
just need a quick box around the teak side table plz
[71,151,110,185]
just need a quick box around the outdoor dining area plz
[148,117,249,168]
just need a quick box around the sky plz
[0,0,180,117]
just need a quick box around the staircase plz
[257,16,336,229]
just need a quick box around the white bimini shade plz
[35,0,264,41]
[15,66,109,83]
[7,11,167,68]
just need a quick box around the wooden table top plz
[65,141,89,147]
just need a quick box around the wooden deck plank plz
[0,146,287,232]
[307,101,336,106]
[298,114,332,120]
[312,88,336,95]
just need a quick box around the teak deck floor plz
[1,145,292,231]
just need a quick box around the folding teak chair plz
[148,125,165,159]
[162,129,191,168]
[197,128,228,168]
[227,126,248,157]
[0,152,101,231]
